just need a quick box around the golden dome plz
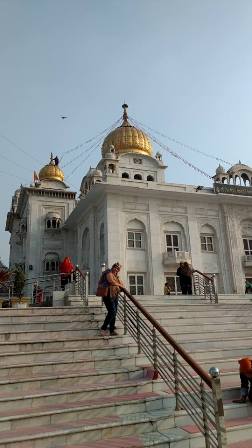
[39,154,64,182]
[102,104,152,157]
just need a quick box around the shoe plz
[232,397,247,403]
[100,329,109,336]
[110,331,119,336]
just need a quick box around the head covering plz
[112,262,121,270]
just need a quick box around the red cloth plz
[239,357,252,375]
[60,257,74,275]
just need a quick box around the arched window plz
[200,224,216,253]
[108,164,115,174]
[127,219,146,250]
[134,174,142,180]
[44,253,59,273]
[147,175,154,181]
[45,212,61,230]
[122,172,129,179]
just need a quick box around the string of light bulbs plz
[132,120,213,180]
[129,115,231,166]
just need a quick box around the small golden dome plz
[102,104,152,157]
[39,154,64,182]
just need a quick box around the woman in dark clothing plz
[176,262,193,295]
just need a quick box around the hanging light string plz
[129,115,231,166]
[62,131,107,169]
[0,133,42,164]
[129,118,213,180]
[0,169,28,183]
[59,117,121,163]
[65,134,106,179]
[64,118,122,178]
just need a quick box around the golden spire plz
[39,154,64,182]
[122,103,130,125]
[101,104,152,157]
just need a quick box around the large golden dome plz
[39,154,64,182]
[102,104,152,157]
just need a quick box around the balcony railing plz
[242,254,252,266]
[162,250,192,266]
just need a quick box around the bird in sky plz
[60,116,68,119]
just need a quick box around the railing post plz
[152,328,159,380]
[123,294,127,335]
[200,380,211,448]
[209,367,227,448]
[85,271,89,305]
[173,350,181,411]
[136,311,141,354]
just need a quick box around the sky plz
[0,0,252,265]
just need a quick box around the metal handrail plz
[118,287,227,448]
[193,270,218,303]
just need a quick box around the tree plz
[13,267,25,301]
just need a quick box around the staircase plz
[0,295,251,447]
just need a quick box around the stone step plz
[0,312,106,324]
[0,344,139,366]
[0,307,105,324]
[0,306,101,316]
[53,430,193,448]
[180,414,252,447]
[0,353,148,378]
[0,328,104,342]
[0,320,111,332]
[0,409,174,447]
[188,346,252,362]
[170,328,252,342]
[180,335,252,351]
[0,391,170,432]
[0,334,132,353]
[0,378,164,412]
[161,321,252,332]
[0,365,146,393]
[157,315,252,325]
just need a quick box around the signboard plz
[214,183,252,196]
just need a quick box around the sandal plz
[232,397,247,403]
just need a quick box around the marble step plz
[0,378,164,412]
[0,408,175,448]
[0,328,105,342]
[188,346,252,362]
[180,335,252,351]
[0,306,101,316]
[0,353,148,378]
[0,391,170,432]
[52,429,195,448]
[0,334,132,353]
[180,414,252,447]
[169,328,252,342]
[0,344,139,366]
[156,315,252,325]
[0,312,106,324]
[0,365,146,393]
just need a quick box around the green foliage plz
[13,267,25,300]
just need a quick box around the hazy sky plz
[1,0,252,265]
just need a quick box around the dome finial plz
[122,103,129,123]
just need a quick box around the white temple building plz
[5,105,252,296]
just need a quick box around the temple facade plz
[5,105,252,296]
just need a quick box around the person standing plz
[233,358,252,403]
[164,282,171,295]
[100,262,123,336]
[176,262,193,295]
